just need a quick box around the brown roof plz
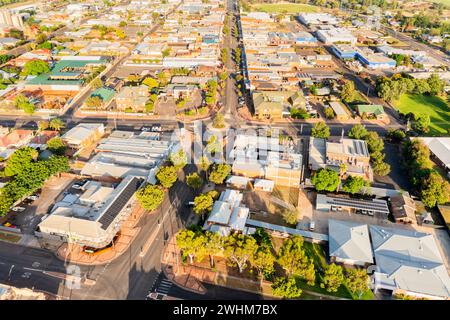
[391,194,417,222]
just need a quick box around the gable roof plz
[370,225,450,298]
[328,219,373,264]
[356,104,385,115]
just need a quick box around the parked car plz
[26,194,39,201]
[11,207,26,212]
[151,124,162,132]
[141,127,151,132]
[309,221,315,231]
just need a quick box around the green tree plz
[199,155,211,175]
[420,172,450,208]
[209,163,231,184]
[38,120,49,131]
[324,107,335,119]
[169,149,187,170]
[345,268,370,299]
[427,73,444,96]
[46,137,66,155]
[136,184,165,211]
[142,77,159,89]
[4,147,38,177]
[283,209,299,226]
[212,113,226,129]
[320,263,344,293]
[156,165,178,188]
[84,96,103,109]
[311,168,340,192]
[311,121,330,139]
[205,231,224,267]
[49,118,65,131]
[90,78,103,89]
[176,229,207,264]
[413,113,430,134]
[348,124,368,140]
[373,160,391,176]
[341,80,356,102]
[252,247,275,278]
[272,277,302,299]
[22,60,50,76]
[45,155,69,176]
[277,236,315,285]
[186,172,202,190]
[14,94,35,114]
[224,234,258,273]
[342,176,367,194]
[193,193,214,218]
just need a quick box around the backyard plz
[271,237,375,300]
[393,94,450,135]
[251,3,320,13]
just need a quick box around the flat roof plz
[317,194,390,214]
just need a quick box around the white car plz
[309,221,315,231]
[11,206,26,212]
[71,184,83,190]
[27,195,39,201]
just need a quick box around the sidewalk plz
[56,203,147,266]
[161,236,348,299]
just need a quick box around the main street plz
[0,165,196,300]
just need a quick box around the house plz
[84,87,116,110]
[390,194,417,224]
[356,104,388,122]
[226,175,251,190]
[27,130,59,150]
[309,137,373,181]
[37,176,144,249]
[370,225,450,300]
[9,49,52,67]
[418,137,450,178]
[328,219,374,267]
[253,91,306,120]
[328,101,351,121]
[203,189,250,236]
[0,37,19,49]
[0,129,34,150]
[253,179,275,192]
[115,85,149,112]
[61,123,105,150]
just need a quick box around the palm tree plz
[49,118,65,131]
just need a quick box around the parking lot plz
[6,176,75,234]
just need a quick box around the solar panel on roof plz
[98,177,144,230]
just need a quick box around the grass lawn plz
[393,94,450,136]
[300,242,375,300]
[251,3,320,13]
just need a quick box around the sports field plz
[251,3,320,13]
[393,94,450,135]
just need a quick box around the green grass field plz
[251,3,320,14]
[393,94,450,135]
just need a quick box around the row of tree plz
[0,147,69,215]
[402,139,450,208]
[376,73,445,103]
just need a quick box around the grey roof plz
[370,225,450,298]
[328,219,374,264]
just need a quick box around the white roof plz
[328,219,374,264]
[62,123,103,146]
[229,207,249,231]
[226,175,251,186]
[208,201,232,225]
[418,137,450,170]
[254,179,275,189]
[370,225,450,298]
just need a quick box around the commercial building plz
[253,91,306,120]
[81,130,172,181]
[328,219,373,267]
[309,137,373,181]
[316,194,390,215]
[229,134,303,188]
[356,51,396,69]
[61,123,105,150]
[370,225,450,300]
[327,101,351,121]
[331,44,358,59]
[316,27,357,45]
[297,13,339,26]
[115,85,149,112]
[37,176,144,249]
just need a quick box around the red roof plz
[0,129,34,148]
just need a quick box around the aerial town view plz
[0,0,448,309]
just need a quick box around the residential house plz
[115,85,149,112]
[356,104,388,122]
[61,123,105,150]
[253,91,306,120]
[328,101,351,121]
[0,129,34,150]
[390,194,417,225]
[328,219,374,267]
